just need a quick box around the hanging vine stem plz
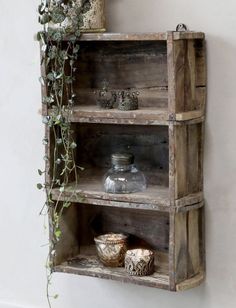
[37,1,92,307]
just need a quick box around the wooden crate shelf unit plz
[40,31,206,292]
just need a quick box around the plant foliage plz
[37,1,91,306]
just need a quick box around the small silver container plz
[94,233,128,267]
[125,249,154,276]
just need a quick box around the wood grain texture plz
[54,204,80,265]
[75,41,168,90]
[167,35,206,115]
[173,122,204,199]
[187,209,200,277]
[40,31,204,42]
[176,271,205,291]
[174,212,188,283]
[75,124,169,186]
[54,251,170,290]
[40,32,206,291]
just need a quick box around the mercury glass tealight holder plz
[125,249,155,276]
[94,233,128,267]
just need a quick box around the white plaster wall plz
[0,0,236,307]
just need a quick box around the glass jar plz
[104,153,147,194]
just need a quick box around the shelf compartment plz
[51,177,203,212]
[54,250,170,290]
[54,254,205,291]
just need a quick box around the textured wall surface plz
[0,0,236,307]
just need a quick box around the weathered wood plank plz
[54,251,170,289]
[175,192,203,208]
[75,41,168,90]
[54,204,80,265]
[184,40,196,111]
[175,125,187,199]
[175,110,204,121]
[76,87,168,109]
[39,31,204,42]
[187,209,200,277]
[51,180,170,207]
[174,212,188,283]
[173,32,205,40]
[79,32,168,41]
[176,271,205,291]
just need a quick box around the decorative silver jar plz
[125,249,154,276]
[94,233,128,267]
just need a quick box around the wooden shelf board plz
[51,176,204,211]
[54,250,170,290]
[51,178,171,211]
[69,105,169,125]
[51,32,204,42]
[45,106,205,126]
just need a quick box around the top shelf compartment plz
[42,33,206,125]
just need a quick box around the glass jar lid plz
[111,153,134,166]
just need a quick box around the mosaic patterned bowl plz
[125,249,154,276]
[94,233,128,267]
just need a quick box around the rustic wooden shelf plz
[53,247,204,291]
[41,31,206,292]
[45,31,205,42]
[46,105,205,126]
[51,176,203,212]
[54,251,170,290]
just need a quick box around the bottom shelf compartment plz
[54,247,170,290]
[53,247,205,291]
[52,203,205,291]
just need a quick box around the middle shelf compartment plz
[50,122,204,211]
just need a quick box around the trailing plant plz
[37,1,91,307]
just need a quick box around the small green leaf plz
[63,202,71,208]
[59,186,65,193]
[37,183,43,190]
[54,294,59,299]
[38,169,43,176]
[70,142,77,149]
[54,230,62,239]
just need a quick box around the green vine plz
[37,1,90,306]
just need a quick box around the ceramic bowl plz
[125,249,154,276]
[94,233,128,267]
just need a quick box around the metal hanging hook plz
[176,23,188,32]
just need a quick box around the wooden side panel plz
[184,40,196,111]
[187,209,200,277]
[175,125,187,199]
[54,204,80,265]
[174,212,188,283]
[170,206,203,288]
[173,122,203,200]
[167,35,206,114]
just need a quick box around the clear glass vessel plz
[104,153,147,194]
